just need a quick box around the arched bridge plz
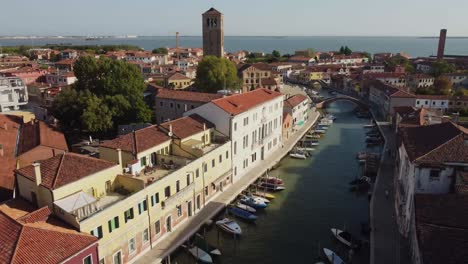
[316,95,368,109]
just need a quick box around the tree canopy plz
[431,60,455,77]
[52,56,152,134]
[385,55,415,73]
[152,47,168,54]
[338,46,352,56]
[195,56,240,93]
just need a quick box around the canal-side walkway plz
[135,110,320,264]
[370,123,410,264]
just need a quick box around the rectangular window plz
[143,228,149,243]
[430,170,440,181]
[165,186,171,197]
[234,141,237,155]
[176,205,182,217]
[124,208,134,222]
[108,216,119,233]
[205,186,208,196]
[244,117,249,126]
[204,163,208,172]
[151,193,160,206]
[234,122,237,131]
[90,226,103,239]
[226,151,229,159]
[138,200,147,215]
[140,157,147,167]
[129,237,136,254]
[176,180,180,192]
[155,220,161,234]
[196,169,200,178]
[219,154,222,163]
[212,159,215,168]
[186,174,191,186]
[83,255,93,264]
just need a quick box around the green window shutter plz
[115,216,119,228]
[108,220,112,233]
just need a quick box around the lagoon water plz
[2,36,468,57]
[173,99,377,264]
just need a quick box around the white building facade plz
[0,77,28,112]
[185,88,284,179]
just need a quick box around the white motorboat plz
[235,202,256,213]
[289,151,307,159]
[182,245,213,263]
[323,248,346,264]
[216,218,242,235]
[297,147,315,152]
[314,129,326,134]
[331,228,361,249]
[326,114,337,121]
[249,194,270,204]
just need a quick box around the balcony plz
[162,182,195,209]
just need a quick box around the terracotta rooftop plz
[261,77,278,86]
[101,125,171,153]
[160,114,214,139]
[16,120,68,166]
[415,194,468,264]
[212,88,283,115]
[167,72,190,81]
[154,87,223,103]
[0,199,97,264]
[0,114,22,198]
[284,94,308,108]
[15,152,116,190]
[400,122,468,165]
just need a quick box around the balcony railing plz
[161,182,195,209]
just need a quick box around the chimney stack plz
[116,148,123,166]
[437,29,447,60]
[169,124,173,134]
[33,162,41,186]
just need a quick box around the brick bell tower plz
[202,7,224,57]
[437,29,447,60]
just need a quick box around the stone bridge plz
[315,95,368,109]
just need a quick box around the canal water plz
[174,100,374,264]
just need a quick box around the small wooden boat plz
[249,194,270,204]
[264,176,284,185]
[253,191,275,200]
[236,202,256,213]
[182,245,213,263]
[216,218,242,235]
[228,207,258,222]
[290,151,307,159]
[258,182,286,192]
[323,248,346,264]
[240,196,268,209]
[331,228,361,249]
[194,233,221,256]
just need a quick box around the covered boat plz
[228,207,258,222]
[331,228,361,249]
[323,248,346,264]
[216,218,242,235]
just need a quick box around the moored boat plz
[331,228,361,249]
[216,218,242,235]
[240,195,268,209]
[194,233,221,256]
[323,248,346,264]
[253,191,275,200]
[290,150,307,159]
[228,207,258,222]
[249,194,270,204]
[257,181,286,191]
[235,202,256,213]
[182,245,213,263]
[264,176,283,185]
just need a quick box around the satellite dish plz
[168,131,173,137]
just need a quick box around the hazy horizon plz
[1,0,467,37]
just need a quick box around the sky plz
[1,0,467,36]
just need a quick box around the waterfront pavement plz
[135,109,320,264]
[370,123,410,264]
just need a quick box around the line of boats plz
[181,175,285,263]
[290,114,335,159]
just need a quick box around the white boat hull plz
[323,248,346,264]
[187,247,213,263]
[236,202,256,213]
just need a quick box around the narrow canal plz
[174,99,374,264]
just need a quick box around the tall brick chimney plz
[437,29,447,60]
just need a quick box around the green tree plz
[152,47,168,54]
[306,48,316,57]
[454,88,468,96]
[52,56,152,133]
[195,56,240,93]
[272,50,281,58]
[431,60,455,77]
[344,46,352,56]
[433,76,452,95]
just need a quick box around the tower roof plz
[203,7,222,15]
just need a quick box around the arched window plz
[214,18,217,27]
[206,18,210,27]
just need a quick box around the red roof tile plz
[400,122,467,165]
[160,114,214,139]
[0,201,97,264]
[0,114,22,197]
[101,125,171,153]
[154,88,223,103]
[284,94,308,108]
[212,88,283,115]
[15,153,116,190]
[167,72,190,81]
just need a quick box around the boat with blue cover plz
[228,207,258,222]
